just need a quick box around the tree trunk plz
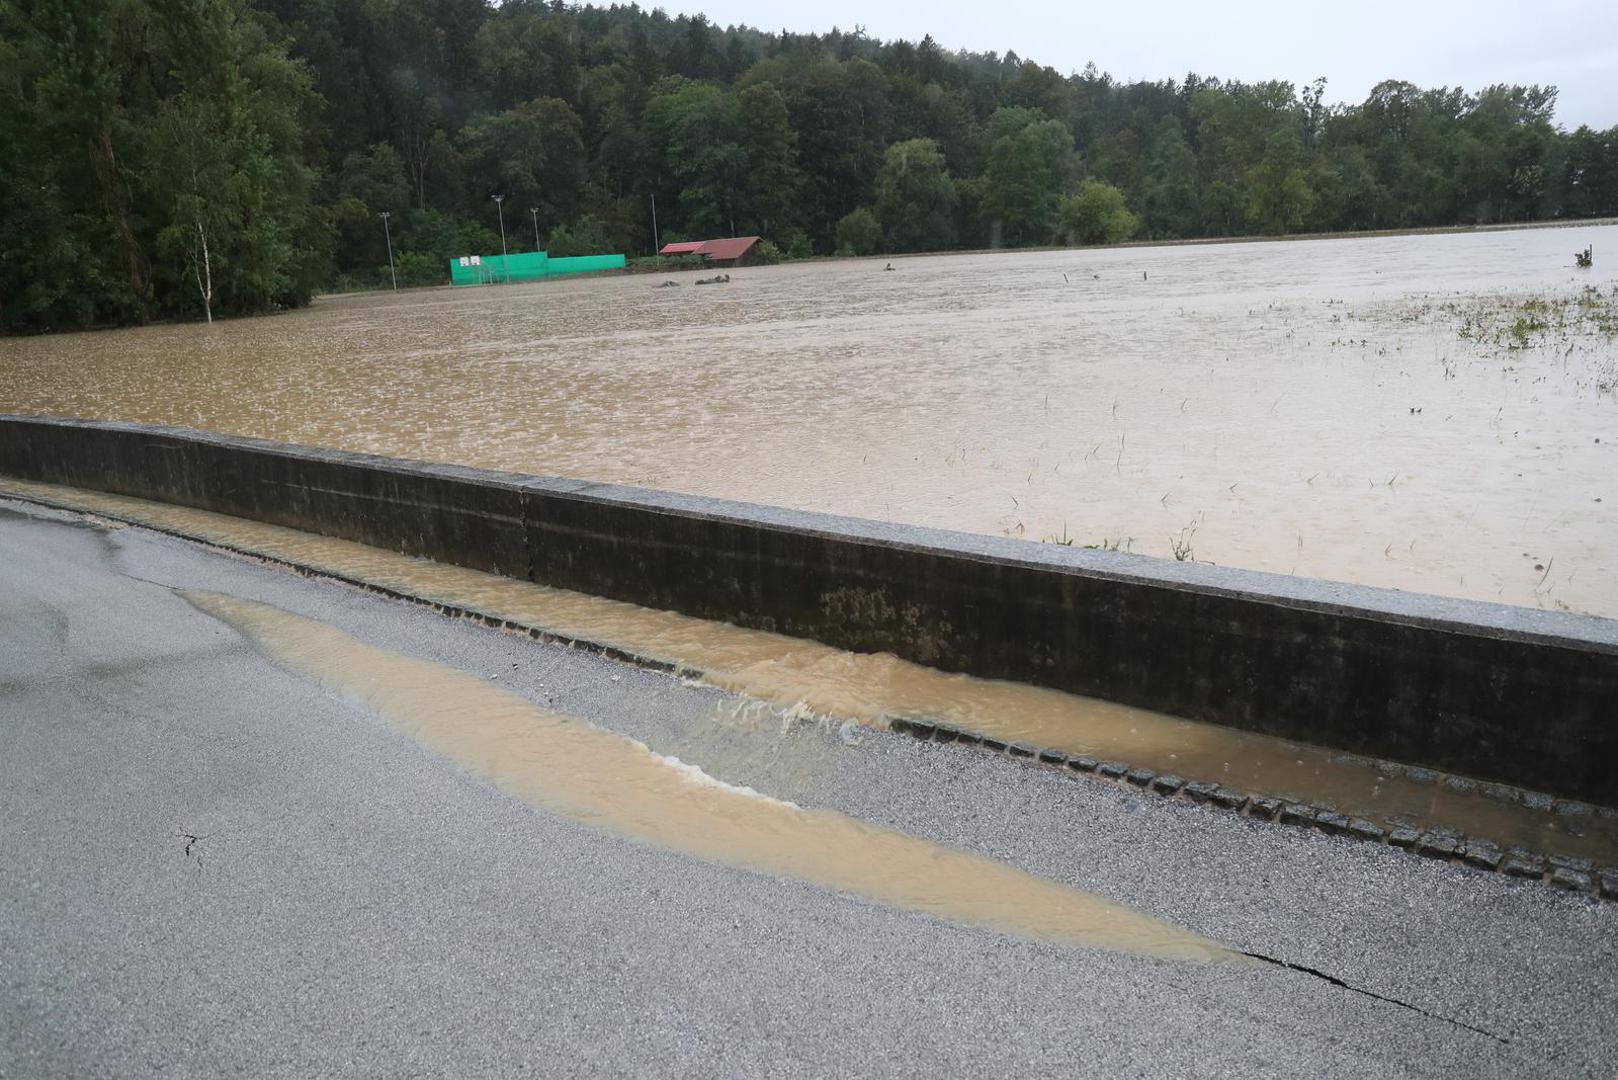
[196,219,213,324]
[405,133,430,209]
[90,123,150,322]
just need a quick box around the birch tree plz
[150,96,234,324]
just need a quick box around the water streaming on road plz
[181,587,1240,961]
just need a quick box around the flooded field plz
[2,224,1615,615]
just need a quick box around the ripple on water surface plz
[2,225,1615,615]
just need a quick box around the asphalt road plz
[2,497,1614,1078]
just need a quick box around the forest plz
[3,0,1616,332]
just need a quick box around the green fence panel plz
[546,254,628,276]
[448,250,625,285]
[449,251,548,285]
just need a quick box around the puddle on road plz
[6,477,1615,863]
[181,588,1238,962]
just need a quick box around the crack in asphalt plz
[116,570,182,591]
[176,829,209,869]
[1242,950,1511,1045]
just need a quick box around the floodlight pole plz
[650,193,660,254]
[530,207,541,252]
[378,211,397,292]
[492,194,509,282]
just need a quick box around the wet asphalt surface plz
[1,498,1614,1078]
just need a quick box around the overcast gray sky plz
[673,0,1617,129]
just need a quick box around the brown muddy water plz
[11,478,1615,864]
[2,225,1616,616]
[182,588,1239,961]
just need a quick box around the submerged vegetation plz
[1342,284,1618,397]
[1442,286,1618,353]
[3,0,1617,332]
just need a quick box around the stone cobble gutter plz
[885,716,1618,902]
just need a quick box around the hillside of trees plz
[3,0,1616,333]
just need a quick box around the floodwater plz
[183,588,1240,962]
[12,477,1615,863]
[2,225,1615,616]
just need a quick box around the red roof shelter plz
[657,236,761,266]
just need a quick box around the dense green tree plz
[340,144,412,216]
[1246,129,1316,233]
[765,57,891,249]
[644,79,745,235]
[462,97,586,231]
[152,2,329,315]
[1001,61,1072,121]
[1316,145,1387,229]
[1564,126,1618,217]
[984,111,1077,245]
[0,9,105,329]
[736,82,803,238]
[1201,180,1247,236]
[147,95,236,322]
[1,0,157,327]
[1137,118,1200,237]
[4,0,1614,331]
[397,209,499,272]
[390,250,444,287]
[1192,81,1297,195]
[887,78,976,172]
[952,175,992,250]
[1061,180,1139,245]
[547,216,617,257]
[0,0,325,331]
[475,7,581,111]
[875,138,957,252]
[835,207,881,255]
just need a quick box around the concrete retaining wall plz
[3,415,1614,805]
